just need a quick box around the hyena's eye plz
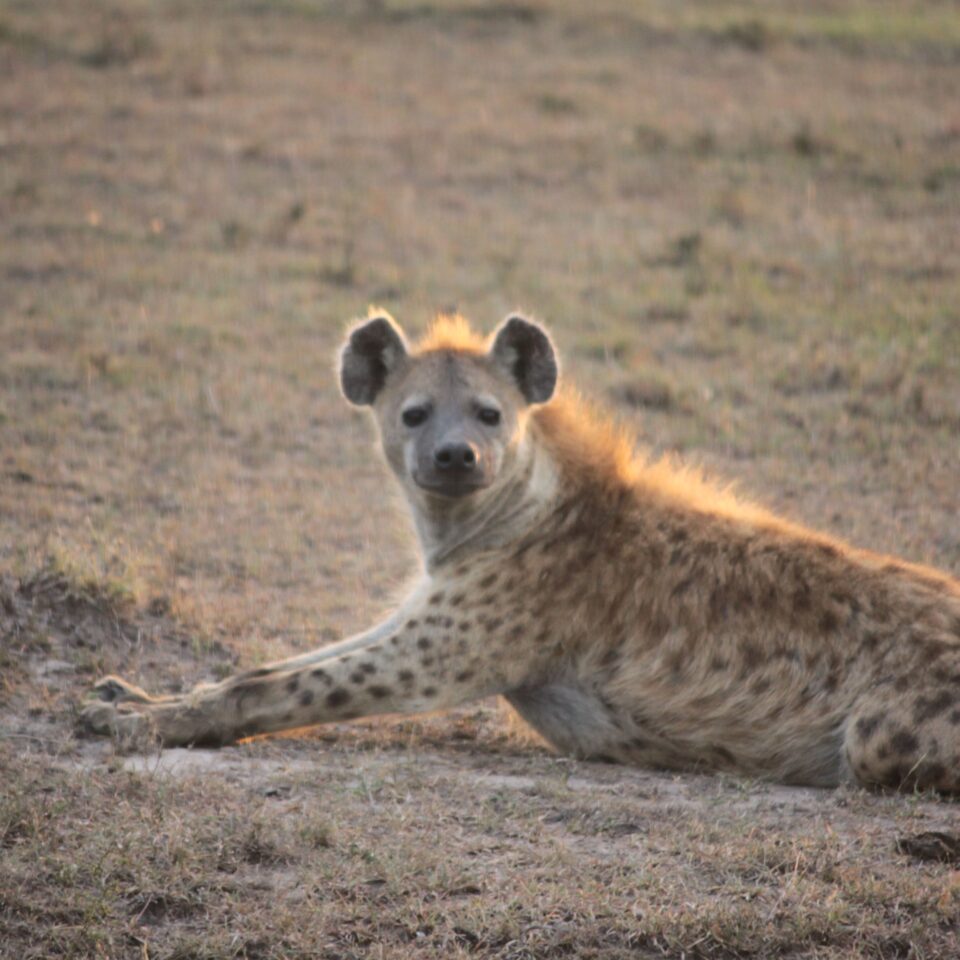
[478,407,501,426]
[402,406,430,428]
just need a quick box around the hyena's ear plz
[490,314,558,404]
[339,312,409,406]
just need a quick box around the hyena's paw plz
[89,675,155,705]
[79,698,153,744]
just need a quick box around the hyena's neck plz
[413,436,559,569]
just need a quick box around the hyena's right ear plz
[339,312,408,406]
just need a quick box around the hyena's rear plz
[84,312,960,793]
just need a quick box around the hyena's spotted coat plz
[83,312,960,793]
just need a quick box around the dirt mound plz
[0,565,236,747]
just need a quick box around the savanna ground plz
[2,0,960,956]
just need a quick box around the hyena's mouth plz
[413,473,492,498]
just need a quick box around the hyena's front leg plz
[81,585,536,748]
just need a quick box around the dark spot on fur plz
[299,689,314,707]
[391,636,400,646]
[665,649,685,677]
[923,761,946,784]
[455,670,474,683]
[230,678,269,701]
[710,656,727,672]
[484,618,503,634]
[751,678,772,695]
[862,631,881,652]
[950,709,960,725]
[817,544,839,559]
[422,687,437,697]
[890,729,919,755]
[669,528,688,544]
[914,690,955,722]
[429,592,444,605]
[441,616,454,628]
[311,667,332,684]
[920,640,949,663]
[479,572,499,589]
[425,615,439,626]
[398,670,415,683]
[712,745,736,764]
[350,671,366,685]
[326,688,350,708]
[670,577,694,598]
[286,675,300,693]
[894,676,910,693]
[600,647,621,669]
[458,620,472,632]
[369,685,392,699]
[855,714,882,741]
[360,662,376,675]
[741,642,762,670]
[708,588,728,622]
[792,584,812,613]
[417,637,432,650]
[819,610,839,633]
[733,587,754,613]
[508,623,525,641]
[421,656,434,666]
[450,593,466,607]
[406,619,419,630]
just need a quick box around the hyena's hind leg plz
[843,685,960,794]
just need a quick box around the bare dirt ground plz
[2,1,960,957]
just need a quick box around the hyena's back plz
[479,424,960,791]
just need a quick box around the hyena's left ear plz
[490,314,558,404]
[340,312,409,405]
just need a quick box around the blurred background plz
[2,0,959,659]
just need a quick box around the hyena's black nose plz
[434,442,478,472]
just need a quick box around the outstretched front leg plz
[81,578,541,748]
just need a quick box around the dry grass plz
[2,0,960,957]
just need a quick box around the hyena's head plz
[339,311,558,500]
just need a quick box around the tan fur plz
[83,313,960,793]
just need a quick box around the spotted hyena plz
[83,311,960,793]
